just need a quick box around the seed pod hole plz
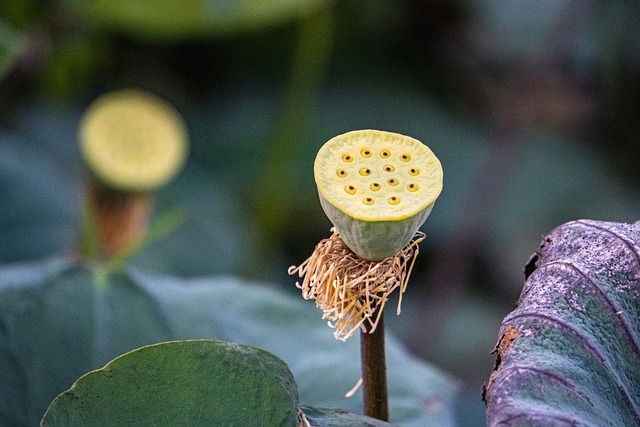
[388,196,400,205]
[345,185,356,195]
[370,182,381,191]
[383,165,395,172]
[409,168,420,176]
[342,154,353,163]
[336,169,347,178]
[359,167,372,176]
[400,154,410,162]
[363,197,374,205]
[388,178,399,186]
[360,149,372,158]
[407,183,419,192]
[380,150,391,158]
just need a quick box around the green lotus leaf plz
[301,406,399,427]
[41,340,299,426]
[484,220,640,426]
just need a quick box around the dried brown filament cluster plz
[288,228,425,341]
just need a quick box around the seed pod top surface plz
[79,89,188,191]
[314,129,442,222]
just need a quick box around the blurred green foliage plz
[0,260,455,426]
[0,1,639,426]
[0,21,24,81]
[74,0,332,39]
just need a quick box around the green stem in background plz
[360,310,389,421]
[106,204,185,271]
[248,6,335,276]
[79,180,152,262]
[78,178,184,273]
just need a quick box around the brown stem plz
[360,310,389,421]
[80,179,151,260]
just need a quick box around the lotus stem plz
[360,309,389,421]
[82,180,151,260]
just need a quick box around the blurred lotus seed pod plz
[314,129,442,261]
[79,89,188,191]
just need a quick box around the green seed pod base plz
[319,192,433,261]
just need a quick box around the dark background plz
[1,1,639,425]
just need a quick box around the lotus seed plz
[342,154,353,162]
[409,168,420,176]
[361,149,372,158]
[337,169,347,178]
[380,150,390,158]
[359,168,372,176]
[345,185,356,195]
[389,196,400,205]
[370,183,381,191]
[400,154,410,162]
[388,178,398,186]
[363,197,374,205]
[383,165,395,172]
[408,183,418,192]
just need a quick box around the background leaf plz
[0,133,79,263]
[41,340,299,427]
[0,259,456,427]
[0,20,23,82]
[68,0,333,40]
[301,406,398,427]
[483,220,640,426]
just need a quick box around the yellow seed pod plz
[79,89,188,191]
[314,129,443,260]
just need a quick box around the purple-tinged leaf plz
[484,220,640,427]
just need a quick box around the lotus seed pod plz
[314,130,442,261]
[79,89,188,191]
